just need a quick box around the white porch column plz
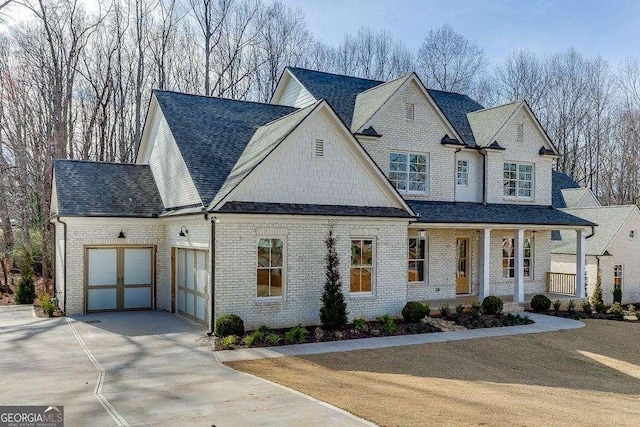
[575,229,586,298]
[514,229,525,303]
[479,228,491,299]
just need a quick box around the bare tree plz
[417,23,487,93]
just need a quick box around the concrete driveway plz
[0,306,368,426]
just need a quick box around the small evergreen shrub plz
[530,294,551,312]
[319,227,348,328]
[402,301,428,322]
[590,270,604,308]
[376,314,397,334]
[266,333,282,345]
[352,317,367,331]
[438,303,451,318]
[15,276,35,304]
[37,294,55,317]
[215,314,244,337]
[612,286,622,304]
[220,335,238,349]
[455,303,465,316]
[553,300,562,313]
[471,300,482,316]
[242,334,256,346]
[636,311,640,320]
[567,299,576,314]
[481,296,503,315]
[284,323,308,343]
[581,300,592,315]
[609,303,624,320]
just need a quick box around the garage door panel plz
[124,287,152,309]
[186,251,195,289]
[176,248,208,323]
[196,252,206,293]
[124,248,152,285]
[178,290,186,312]
[88,249,117,286]
[196,296,206,320]
[88,288,117,311]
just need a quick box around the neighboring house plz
[50,67,593,330]
[551,172,640,304]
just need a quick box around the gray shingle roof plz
[153,90,296,205]
[467,101,521,147]
[552,171,580,208]
[286,67,383,126]
[552,206,636,255]
[427,89,484,146]
[408,200,595,227]
[208,103,318,209]
[218,201,414,218]
[53,160,164,217]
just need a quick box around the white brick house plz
[50,67,593,331]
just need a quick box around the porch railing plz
[546,272,576,295]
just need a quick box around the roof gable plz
[552,171,580,208]
[212,100,415,215]
[467,102,521,147]
[151,90,296,205]
[52,160,164,217]
[351,73,412,133]
[427,89,484,146]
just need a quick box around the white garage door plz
[175,249,208,324]
[86,247,154,312]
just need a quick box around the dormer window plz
[457,160,468,186]
[406,103,415,121]
[314,139,324,158]
[516,124,524,142]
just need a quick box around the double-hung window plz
[502,238,532,278]
[350,239,374,293]
[389,152,428,193]
[408,238,426,282]
[257,238,284,298]
[457,160,468,186]
[503,162,533,199]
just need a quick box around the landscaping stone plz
[422,316,467,332]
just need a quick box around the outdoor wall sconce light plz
[117,230,126,239]
[419,229,426,240]
[179,226,188,237]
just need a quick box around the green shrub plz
[612,286,622,304]
[376,314,397,334]
[14,276,35,304]
[220,335,238,349]
[471,300,482,316]
[242,334,256,346]
[314,327,325,341]
[581,300,592,315]
[438,303,451,318]
[284,323,308,343]
[37,294,55,317]
[319,227,348,329]
[352,317,367,331]
[553,300,562,313]
[567,299,576,314]
[636,311,640,320]
[530,294,551,312]
[402,301,428,322]
[609,303,624,320]
[590,270,604,308]
[455,303,465,316]
[215,314,244,337]
[481,296,503,315]
[594,302,606,314]
[266,333,282,345]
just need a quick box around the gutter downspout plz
[479,149,487,205]
[453,148,462,202]
[55,217,67,313]
[207,216,217,336]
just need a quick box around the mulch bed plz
[532,307,640,322]
[1,273,63,317]
[216,313,534,351]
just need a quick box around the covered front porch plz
[406,201,596,305]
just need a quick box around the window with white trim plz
[350,239,374,293]
[502,238,532,278]
[406,103,415,121]
[503,162,533,199]
[516,123,524,142]
[408,238,425,282]
[457,160,468,186]
[614,264,623,289]
[257,238,284,298]
[389,152,428,193]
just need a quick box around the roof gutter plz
[55,217,67,314]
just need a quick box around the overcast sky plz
[288,0,640,66]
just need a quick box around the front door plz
[455,238,470,294]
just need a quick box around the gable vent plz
[516,123,524,142]
[406,103,415,121]
[315,139,324,158]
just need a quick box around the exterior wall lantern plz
[419,229,426,240]
[179,226,189,237]
[117,230,126,239]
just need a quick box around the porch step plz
[502,302,525,313]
